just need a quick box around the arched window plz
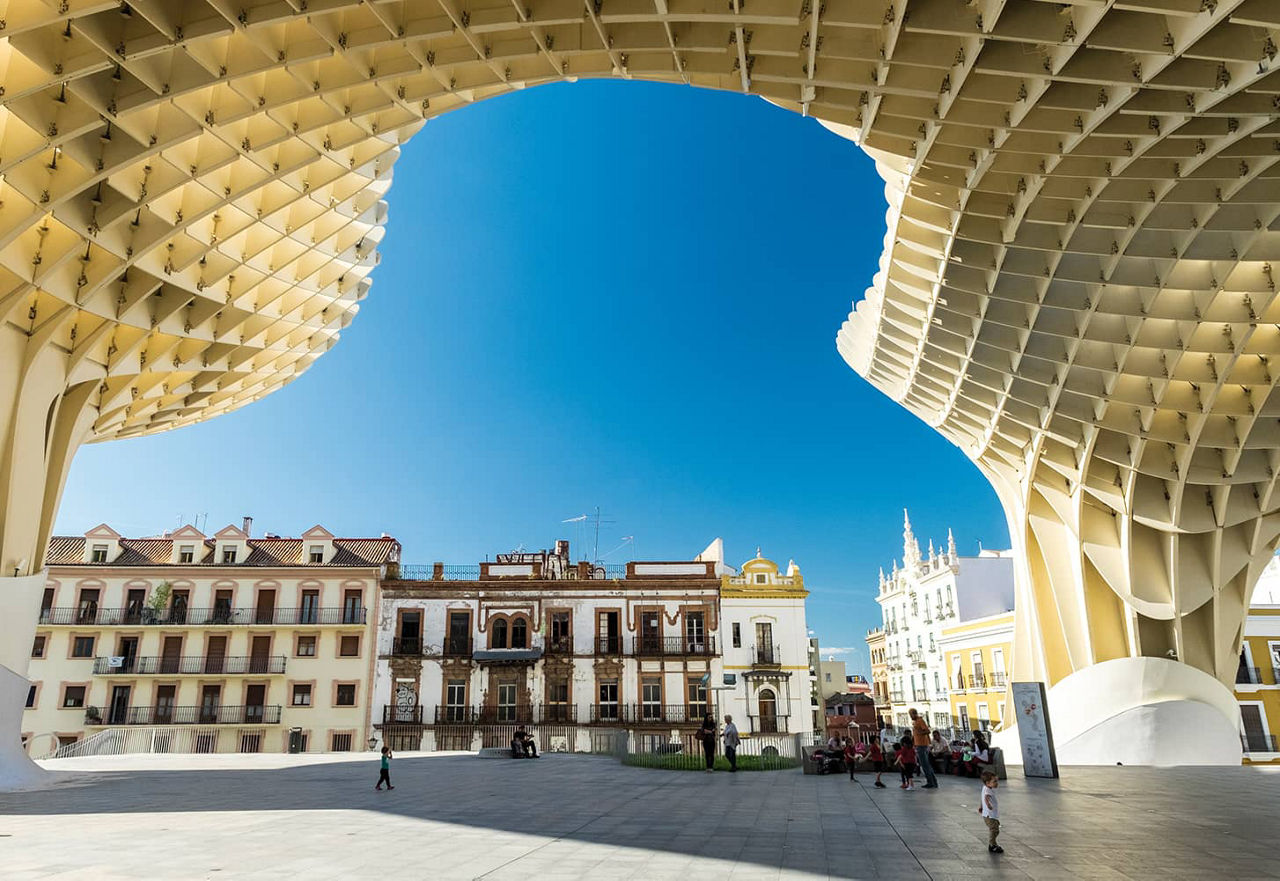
[491,618,508,649]
[511,616,528,649]
[757,688,778,734]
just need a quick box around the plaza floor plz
[1,753,1276,881]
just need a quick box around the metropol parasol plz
[2,0,1278,775]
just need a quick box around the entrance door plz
[249,636,270,674]
[640,611,661,654]
[244,684,266,723]
[255,590,276,625]
[154,684,176,724]
[160,636,182,674]
[108,685,131,724]
[755,622,774,664]
[757,688,778,733]
[447,611,470,655]
[117,636,139,674]
[200,685,222,723]
[397,611,422,654]
[205,635,227,674]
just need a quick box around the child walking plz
[978,770,1001,852]
[866,738,886,788]
[375,745,394,791]
[895,740,917,790]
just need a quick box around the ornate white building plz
[875,512,1014,730]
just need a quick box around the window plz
[687,678,707,718]
[510,617,528,649]
[684,611,705,650]
[72,636,95,658]
[546,679,570,721]
[296,636,316,657]
[339,635,359,657]
[335,684,356,707]
[32,635,45,658]
[331,732,353,752]
[309,545,324,563]
[240,733,263,753]
[497,683,517,722]
[825,672,832,683]
[491,618,508,649]
[597,679,619,721]
[91,544,108,563]
[549,611,571,652]
[292,684,313,706]
[179,545,194,563]
[26,685,37,708]
[732,623,741,648]
[641,678,662,720]
[222,547,237,564]
[63,685,86,708]
[445,679,467,721]
[755,573,767,584]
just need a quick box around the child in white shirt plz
[978,770,1002,853]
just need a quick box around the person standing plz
[894,739,917,790]
[866,738,886,788]
[909,708,938,788]
[698,714,717,772]
[977,770,1002,853]
[375,746,394,791]
[722,714,740,772]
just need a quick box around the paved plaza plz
[1,753,1276,881]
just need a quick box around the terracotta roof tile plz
[44,535,400,569]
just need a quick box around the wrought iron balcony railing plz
[588,704,705,725]
[968,673,987,689]
[41,606,366,626]
[84,704,282,726]
[92,655,286,675]
[633,636,717,657]
[752,643,781,666]
[433,705,535,724]
[594,636,624,655]
[747,714,789,734]
[382,706,425,724]
[987,672,1007,689]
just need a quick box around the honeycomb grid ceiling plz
[4,0,1280,685]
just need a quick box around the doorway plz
[249,636,270,673]
[108,685,131,725]
[758,688,778,733]
[255,590,276,625]
[244,684,266,723]
[160,635,182,674]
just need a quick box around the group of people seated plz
[509,726,539,758]
[826,728,993,778]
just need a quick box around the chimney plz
[242,516,253,536]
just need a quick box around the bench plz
[477,747,514,759]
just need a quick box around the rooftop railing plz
[92,655,286,675]
[41,606,365,626]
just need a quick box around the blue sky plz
[56,80,1010,676]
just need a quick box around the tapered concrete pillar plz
[0,574,49,788]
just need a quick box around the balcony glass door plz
[447,612,469,655]
[116,637,138,674]
[244,684,266,723]
[343,590,362,624]
[641,679,661,721]
[154,685,175,724]
[300,590,319,624]
[598,611,619,654]
[160,636,182,674]
[77,589,99,624]
[200,685,221,723]
[170,591,189,624]
[496,683,517,722]
[397,611,421,654]
[640,611,661,654]
[684,611,705,653]
[249,636,270,674]
[445,679,466,721]
[755,622,774,664]
[213,590,233,624]
[108,685,131,724]
[254,590,275,625]
[205,636,226,674]
[598,680,619,722]
[125,589,145,624]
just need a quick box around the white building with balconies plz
[875,512,1014,731]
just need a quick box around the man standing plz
[910,708,938,788]
[722,714,740,772]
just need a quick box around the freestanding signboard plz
[1011,681,1059,778]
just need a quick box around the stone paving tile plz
[0,754,1277,879]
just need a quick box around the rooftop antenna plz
[561,507,615,563]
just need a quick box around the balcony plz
[968,673,987,689]
[433,705,535,724]
[634,636,717,658]
[390,637,427,656]
[92,655,286,675]
[752,643,781,666]
[747,714,789,734]
[543,637,574,656]
[40,606,366,626]
[889,690,904,703]
[382,706,424,724]
[987,672,1007,689]
[1237,666,1261,685]
[588,704,703,725]
[84,704,283,726]
[443,636,472,657]
[1241,733,1278,753]
[594,636,624,656]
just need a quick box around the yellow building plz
[938,611,1014,735]
[865,627,889,721]
[1237,560,1280,765]
[23,522,398,757]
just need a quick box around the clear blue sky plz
[56,80,1010,676]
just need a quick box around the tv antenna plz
[561,506,615,563]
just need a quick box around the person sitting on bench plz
[511,726,538,758]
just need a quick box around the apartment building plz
[939,610,1014,735]
[372,541,812,752]
[865,626,889,720]
[23,522,398,756]
[1238,557,1280,764]
[875,511,1014,729]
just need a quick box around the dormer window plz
[222,547,237,564]
[309,545,324,564]
[90,544,108,563]
[179,546,194,564]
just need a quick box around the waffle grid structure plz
[2,0,1279,699]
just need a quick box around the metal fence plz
[620,731,802,772]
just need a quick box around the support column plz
[0,573,49,788]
